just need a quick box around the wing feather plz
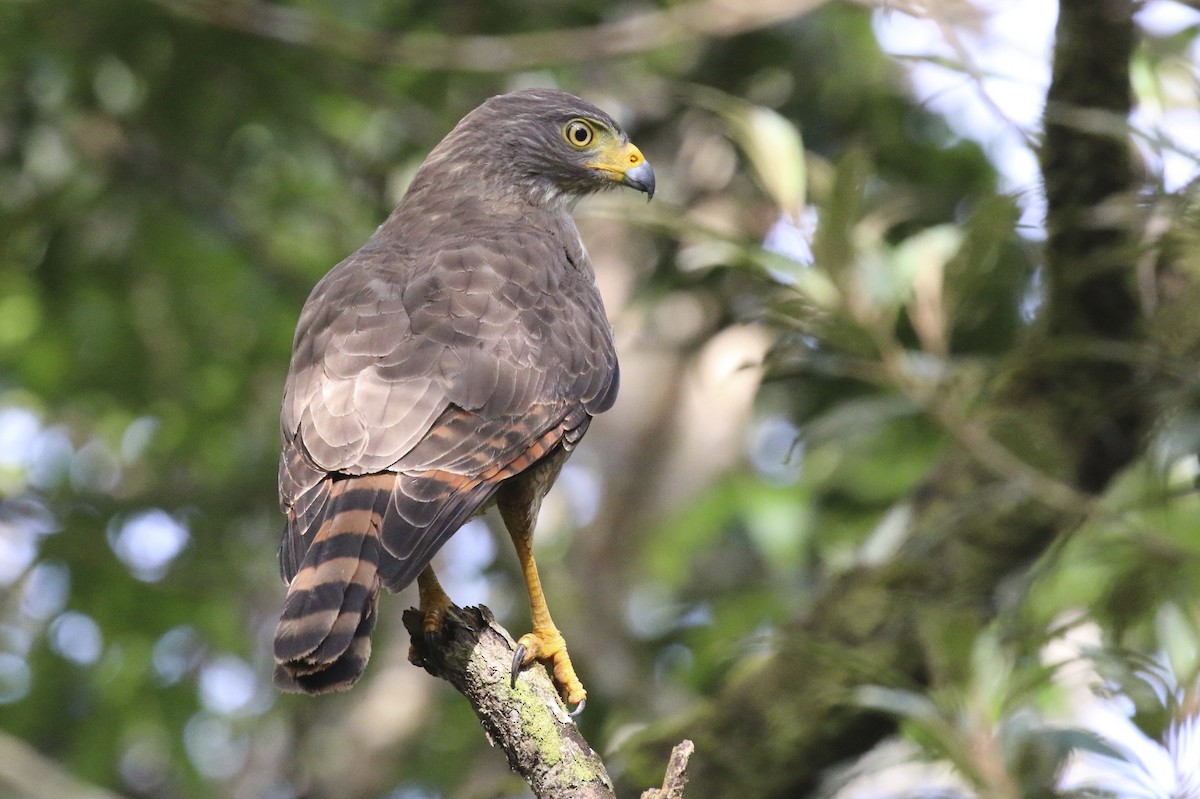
[274,89,642,695]
[279,222,616,605]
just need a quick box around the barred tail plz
[273,473,391,694]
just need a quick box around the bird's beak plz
[621,159,656,200]
[587,141,656,200]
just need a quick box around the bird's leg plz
[417,565,452,635]
[499,491,586,710]
[409,565,453,665]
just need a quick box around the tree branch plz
[146,0,826,72]
[404,605,694,799]
[404,605,616,798]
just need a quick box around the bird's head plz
[421,88,655,210]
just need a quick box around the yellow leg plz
[409,565,453,665]
[417,565,452,635]
[501,498,586,708]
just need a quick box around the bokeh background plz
[2,1,1200,797]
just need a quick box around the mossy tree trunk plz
[622,2,1158,795]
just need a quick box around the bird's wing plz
[278,223,617,591]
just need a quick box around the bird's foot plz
[423,598,451,643]
[511,626,587,710]
[408,568,454,666]
[407,602,453,666]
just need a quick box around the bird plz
[272,88,654,709]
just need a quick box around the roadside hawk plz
[272,88,654,708]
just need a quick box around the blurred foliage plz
[1,1,1200,798]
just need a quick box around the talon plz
[569,697,586,718]
[511,643,526,688]
[513,628,587,707]
[409,615,443,668]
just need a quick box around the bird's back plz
[272,88,645,695]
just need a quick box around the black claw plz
[510,643,526,688]
[422,612,444,654]
[569,697,586,718]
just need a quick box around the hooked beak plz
[621,160,656,200]
[587,140,656,200]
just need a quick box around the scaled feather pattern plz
[273,89,651,694]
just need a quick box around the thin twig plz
[641,739,696,799]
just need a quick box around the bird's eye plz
[563,119,595,149]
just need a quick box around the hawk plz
[272,88,654,708]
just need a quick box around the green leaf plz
[689,86,807,212]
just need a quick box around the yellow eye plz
[563,119,595,149]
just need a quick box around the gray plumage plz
[273,89,652,694]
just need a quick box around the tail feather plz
[275,600,377,694]
[375,470,498,592]
[273,474,390,694]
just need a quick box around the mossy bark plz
[404,605,617,799]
